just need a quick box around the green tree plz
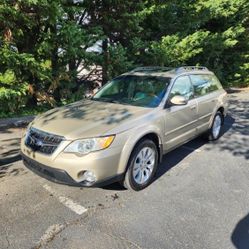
[0,0,249,117]
[0,0,102,113]
[83,0,145,83]
[141,0,249,86]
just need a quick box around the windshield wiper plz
[109,100,122,104]
[92,97,122,103]
[92,97,131,105]
[91,97,112,102]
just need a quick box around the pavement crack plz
[104,232,143,249]
[32,224,65,249]
[32,215,89,249]
[4,228,11,248]
[5,235,10,248]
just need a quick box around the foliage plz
[0,0,248,117]
[140,0,249,87]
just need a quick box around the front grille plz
[25,127,64,155]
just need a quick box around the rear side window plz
[190,74,222,97]
[210,75,223,90]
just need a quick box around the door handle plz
[190,105,196,110]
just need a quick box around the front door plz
[164,75,198,151]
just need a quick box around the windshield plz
[92,75,171,107]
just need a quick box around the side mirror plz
[170,95,188,106]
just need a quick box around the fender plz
[208,91,228,129]
[116,124,164,174]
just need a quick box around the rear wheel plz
[122,139,158,191]
[207,111,223,141]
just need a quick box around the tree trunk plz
[51,24,61,103]
[26,84,37,107]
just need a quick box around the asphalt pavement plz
[0,90,248,249]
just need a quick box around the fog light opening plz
[78,170,96,183]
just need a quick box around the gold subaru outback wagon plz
[21,66,228,191]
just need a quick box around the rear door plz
[189,74,222,133]
[164,75,198,151]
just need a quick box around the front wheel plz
[122,139,158,191]
[207,111,223,141]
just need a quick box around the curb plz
[0,115,35,129]
[226,87,249,94]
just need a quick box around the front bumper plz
[20,128,125,183]
[21,153,123,187]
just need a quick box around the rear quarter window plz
[210,75,223,90]
[190,74,222,97]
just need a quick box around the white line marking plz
[43,184,87,215]
[182,146,202,153]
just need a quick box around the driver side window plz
[170,76,194,100]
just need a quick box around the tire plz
[122,139,158,191]
[207,111,224,141]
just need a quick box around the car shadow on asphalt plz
[155,138,205,180]
[0,138,21,167]
[103,137,216,191]
[0,127,22,168]
[101,137,207,191]
[231,213,249,249]
[215,97,249,159]
[153,113,235,184]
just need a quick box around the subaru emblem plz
[36,140,43,147]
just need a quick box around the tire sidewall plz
[209,112,223,140]
[125,139,158,191]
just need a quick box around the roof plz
[124,66,212,78]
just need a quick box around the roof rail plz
[176,66,209,73]
[131,66,173,72]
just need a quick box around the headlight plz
[64,135,115,155]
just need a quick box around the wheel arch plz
[217,106,225,124]
[118,131,163,176]
[135,132,162,162]
[209,105,225,129]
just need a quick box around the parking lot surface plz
[0,90,248,249]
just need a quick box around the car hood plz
[31,100,152,140]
